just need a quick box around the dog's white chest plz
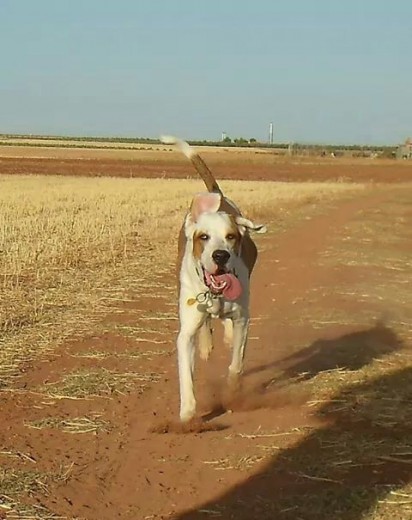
[206,297,221,317]
[207,297,240,319]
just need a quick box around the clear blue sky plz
[1,0,411,145]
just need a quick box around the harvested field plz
[0,147,411,519]
[0,142,411,183]
[0,175,359,389]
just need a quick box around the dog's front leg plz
[177,307,204,422]
[228,316,249,379]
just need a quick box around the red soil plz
[1,188,410,519]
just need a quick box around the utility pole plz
[269,122,274,145]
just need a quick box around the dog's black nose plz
[212,249,230,266]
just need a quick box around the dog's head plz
[184,192,266,277]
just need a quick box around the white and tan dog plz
[161,136,266,422]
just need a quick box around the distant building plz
[396,137,412,159]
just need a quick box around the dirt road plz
[1,186,411,519]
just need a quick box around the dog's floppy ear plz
[190,192,221,222]
[235,216,267,235]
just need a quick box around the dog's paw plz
[227,371,243,395]
[180,407,196,423]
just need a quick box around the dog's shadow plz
[203,322,402,420]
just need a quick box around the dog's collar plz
[187,289,220,307]
[185,267,221,308]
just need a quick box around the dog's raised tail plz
[160,135,222,194]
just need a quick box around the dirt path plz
[1,188,411,520]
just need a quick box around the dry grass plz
[0,468,50,497]
[26,415,110,434]
[0,139,328,162]
[0,175,363,388]
[294,306,375,330]
[41,368,160,398]
[70,347,169,360]
[0,465,71,519]
[202,453,265,471]
[0,175,363,282]
[0,450,36,465]
[319,190,412,341]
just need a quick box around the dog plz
[161,136,266,421]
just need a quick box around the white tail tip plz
[160,135,195,159]
[160,135,178,145]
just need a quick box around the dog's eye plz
[199,234,210,241]
[226,233,237,240]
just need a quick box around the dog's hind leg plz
[198,317,213,360]
[229,316,249,378]
[223,318,233,348]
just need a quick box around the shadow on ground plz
[177,326,412,519]
[204,323,402,418]
[247,321,400,384]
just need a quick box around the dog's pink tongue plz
[212,273,243,301]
